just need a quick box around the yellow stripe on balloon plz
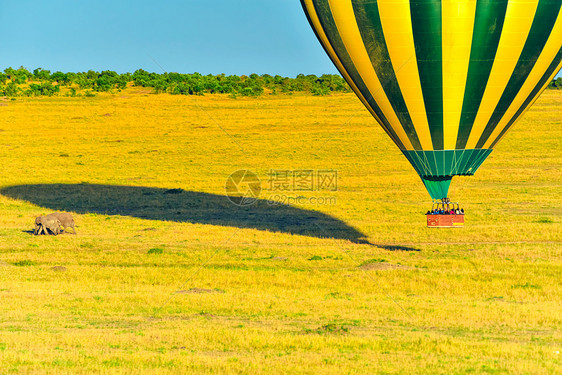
[302,0,388,132]
[465,0,538,149]
[378,0,434,150]
[491,58,562,147]
[328,0,414,150]
[442,0,477,150]
[483,9,562,148]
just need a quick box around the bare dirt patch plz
[358,262,413,271]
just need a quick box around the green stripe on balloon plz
[403,149,493,199]
[421,177,452,200]
[312,0,406,149]
[402,149,492,177]
[410,0,443,150]
[476,0,562,148]
[456,0,508,149]
[353,0,422,150]
[490,46,562,148]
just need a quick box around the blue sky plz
[0,0,335,76]
[0,0,560,78]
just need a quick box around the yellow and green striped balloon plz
[301,0,562,199]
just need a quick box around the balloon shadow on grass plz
[1,184,418,250]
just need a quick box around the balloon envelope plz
[301,0,562,199]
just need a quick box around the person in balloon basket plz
[426,207,465,216]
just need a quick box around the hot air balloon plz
[301,0,562,207]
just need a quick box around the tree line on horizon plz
[0,66,560,99]
[0,66,350,98]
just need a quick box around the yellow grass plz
[0,88,560,374]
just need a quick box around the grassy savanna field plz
[0,87,560,374]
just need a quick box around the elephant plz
[45,212,76,234]
[34,215,62,235]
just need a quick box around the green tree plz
[50,71,67,84]
[14,67,32,84]
[33,68,51,81]
[4,67,16,80]
[547,77,562,89]
[4,81,22,97]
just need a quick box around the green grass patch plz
[12,260,36,267]
[147,247,164,255]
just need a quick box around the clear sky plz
[0,0,560,78]
[0,0,337,77]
